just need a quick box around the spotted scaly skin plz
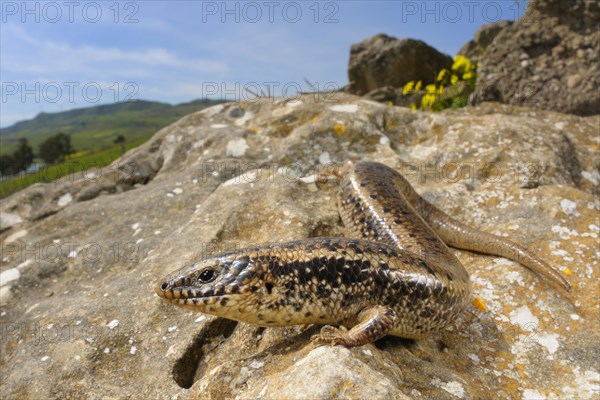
[156,161,570,347]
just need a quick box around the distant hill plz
[0,99,224,155]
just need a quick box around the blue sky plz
[0,1,528,127]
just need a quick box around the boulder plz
[471,0,600,115]
[347,34,453,96]
[458,20,513,64]
[0,95,598,399]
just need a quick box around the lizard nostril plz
[160,282,169,291]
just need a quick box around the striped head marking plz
[155,253,259,314]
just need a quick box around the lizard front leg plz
[312,305,398,348]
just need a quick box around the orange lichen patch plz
[490,353,522,399]
[472,297,487,312]
[248,126,261,133]
[515,363,528,381]
[333,122,347,135]
[493,377,522,399]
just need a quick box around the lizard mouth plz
[155,281,206,299]
[155,280,240,313]
[155,283,223,309]
[156,277,215,298]
[155,274,234,305]
[158,296,219,307]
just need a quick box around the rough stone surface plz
[458,20,514,64]
[470,0,600,116]
[347,34,452,96]
[0,94,598,399]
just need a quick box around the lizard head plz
[155,252,268,318]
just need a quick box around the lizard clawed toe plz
[311,325,354,347]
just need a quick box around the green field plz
[0,99,223,198]
[1,99,221,155]
[0,139,148,198]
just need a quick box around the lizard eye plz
[199,269,216,283]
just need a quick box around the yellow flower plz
[403,81,415,95]
[415,80,422,92]
[437,69,447,82]
[333,122,347,135]
[421,93,436,108]
[404,55,476,112]
[452,55,471,73]
[387,101,393,107]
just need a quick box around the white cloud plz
[1,24,228,78]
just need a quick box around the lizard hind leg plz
[311,305,398,348]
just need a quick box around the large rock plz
[0,95,598,399]
[471,0,600,116]
[458,20,513,64]
[347,34,453,96]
